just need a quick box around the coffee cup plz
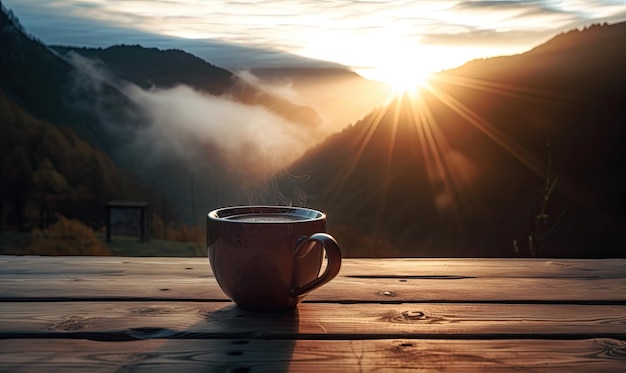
[207,206,342,311]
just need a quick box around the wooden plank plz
[338,258,626,279]
[2,257,625,302]
[1,275,625,303]
[2,256,625,279]
[0,338,624,372]
[1,302,625,338]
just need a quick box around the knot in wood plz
[401,310,426,320]
[382,310,428,323]
[378,290,397,297]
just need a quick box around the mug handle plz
[289,233,342,297]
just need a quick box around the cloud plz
[58,50,326,220]
[118,81,324,215]
[122,83,314,174]
[413,0,626,55]
[3,0,342,70]
[5,0,626,78]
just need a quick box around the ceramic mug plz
[207,206,342,311]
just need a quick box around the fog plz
[60,49,396,223]
[62,51,333,223]
[124,84,313,173]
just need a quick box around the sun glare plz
[385,68,432,94]
[358,66,431,96]
[350,45,489,96]
[356,61,434,96]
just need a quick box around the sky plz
[3,0,626,86]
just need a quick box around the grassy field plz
[103,235,205,257]
[0,232,205,257]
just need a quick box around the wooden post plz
[106,201,150,242]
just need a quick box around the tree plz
[1,147,34,231]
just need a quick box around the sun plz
[383,68,432,95]
[357,64,432,95]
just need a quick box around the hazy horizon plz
[3,0,626,86]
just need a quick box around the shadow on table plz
[118,303,300,372]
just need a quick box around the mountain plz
[0,6,179,231]
[0,90,156,229]
[0,7,239,228]
[4,0,624,258]
[0,4,376,231]
[51,45,323,127]
[52,45,234,95]
[48,44,370,223]
[247,67,391,132]
[0,7,150,155]
[283,22,626,258]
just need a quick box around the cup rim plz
[207,205,326,223]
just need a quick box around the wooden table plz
[1,256,625,371]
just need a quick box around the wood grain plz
[1,257,625,303]
[3,256,625,278]
[0,338,624,372]
[2,256,626,372]
[1,302,625,339]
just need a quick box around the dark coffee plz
[225,213,310,223]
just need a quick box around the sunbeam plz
[423,81,547,179]
[328,104,388,205]
[408,87,466,233]
[432,73,572,107]
[323,69,570,244]
[422,73,596,213]
[377,93,403,216]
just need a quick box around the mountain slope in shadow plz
[284,22,626,258]
[0,4,179,230]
